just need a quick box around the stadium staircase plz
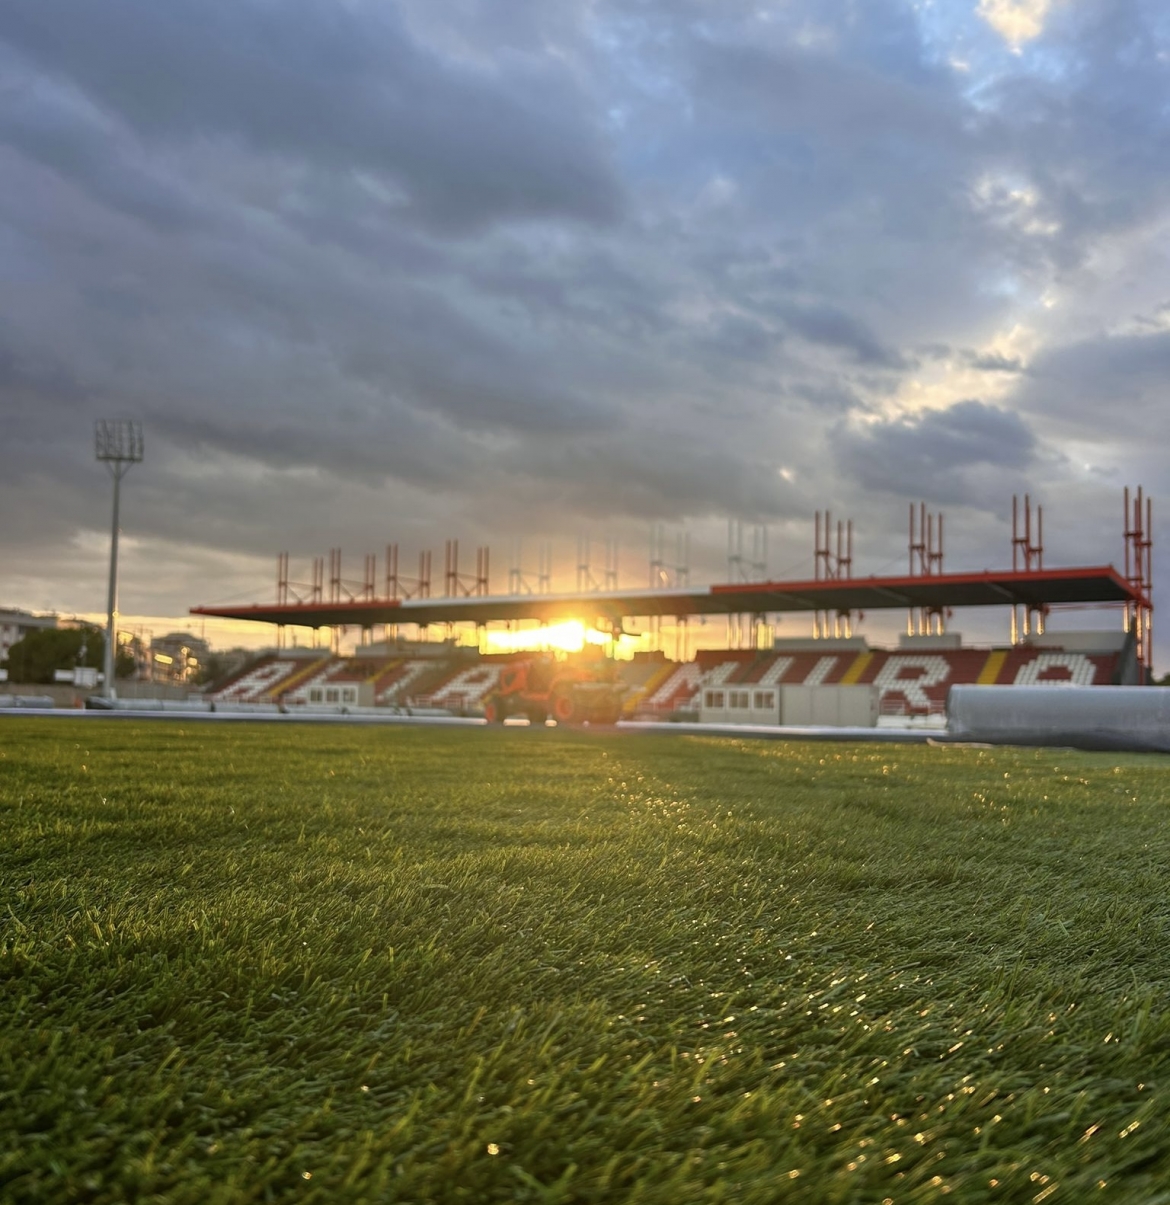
[375,660,435,705]
[620,657,677,716]
[210,656,301,704]
[206,654,277,702]
[264,656,333,702]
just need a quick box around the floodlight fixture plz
[95,420,144,700]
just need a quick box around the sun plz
[482,621,640,656]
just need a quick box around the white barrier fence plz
[947,686,1170,753]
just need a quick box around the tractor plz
[482,653,625,725]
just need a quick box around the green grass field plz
[2,719,1170,1204]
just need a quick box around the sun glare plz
[482,621,639,656]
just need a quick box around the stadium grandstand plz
[201,629,1138,724]
[190,491,1154,725]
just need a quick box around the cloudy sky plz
[1,0,1166,662]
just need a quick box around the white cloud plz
[976,0,1053,48]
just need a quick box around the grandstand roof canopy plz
[192,565,1142,631]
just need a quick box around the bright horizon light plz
[481,620,641,656]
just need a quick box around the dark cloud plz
[1,0,622,232]
[835,401,1039,504]
[780,303,905,368]
[0,0,1167,663]
[498,435,803,525]
[967,351,1025,374]
[1011,327,1170,448]
[0,56,199,235]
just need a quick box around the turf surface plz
[2,719,1170,1203]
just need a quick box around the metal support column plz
[95,421,143,700]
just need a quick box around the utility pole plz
[94,421,143,700]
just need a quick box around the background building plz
[149,631,212,686]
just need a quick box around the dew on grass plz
[7,722,1170,1199]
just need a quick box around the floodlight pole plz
[95,421,144,700]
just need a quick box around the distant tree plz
[192,653,230,688]
[4,627,98,683]
[3,627,135,684]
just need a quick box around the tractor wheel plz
[526,706,547,725]
[551,692,577,724]
[484,697,507,723]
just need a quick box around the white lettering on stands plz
[873,655,951,711]
[1013,653,1097,686]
